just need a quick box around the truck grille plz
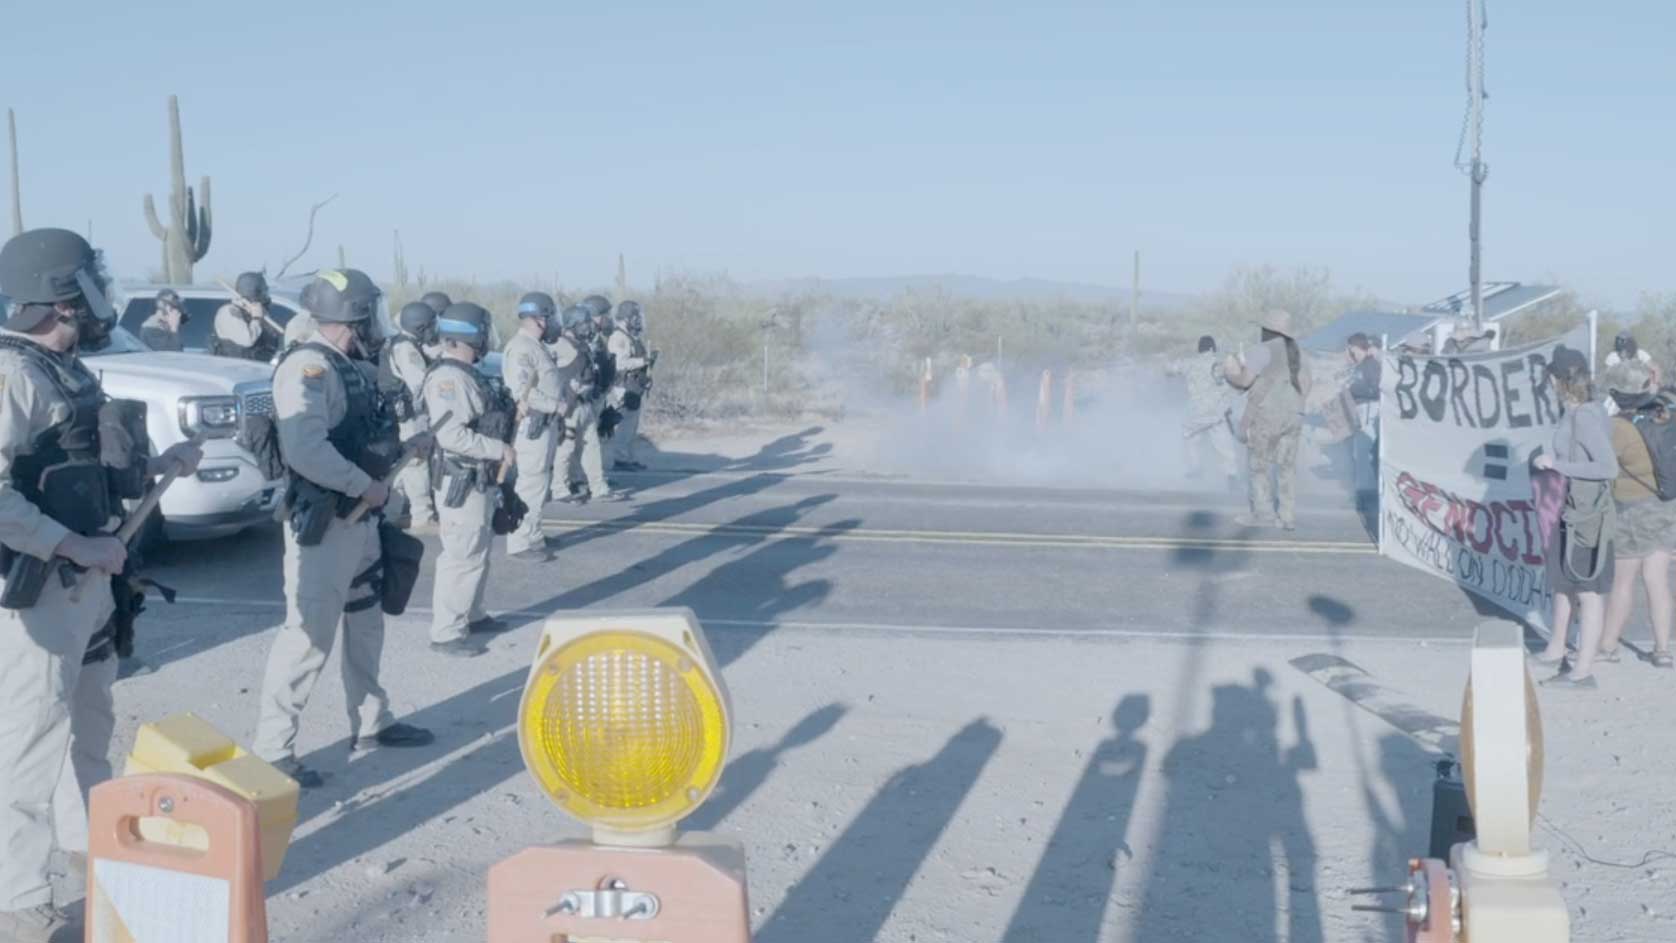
[241,391,275,419]
[236,388,275,443]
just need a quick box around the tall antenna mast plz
[1462,0,1489,331]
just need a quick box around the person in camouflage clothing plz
[1165,335,1239,490]
[1224,310,1313,530]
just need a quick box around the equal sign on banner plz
[1483,443,1510,481]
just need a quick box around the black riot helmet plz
[398,301,439,346]
[437,302,492,356]
[618,300,644,335]
[517,291,556,321]
[562,303,594,341]
[437,302,492,355]
[519,292,561,343]
[234,271,270,305]
[302,268,384,359]
[420,291,452,316]
[581,294,611,319]
[0,228,119,350]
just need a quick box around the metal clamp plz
[546,878,660,921]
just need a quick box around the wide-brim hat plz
[1258,308,1295,338]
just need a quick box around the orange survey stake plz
[87,773,268,943]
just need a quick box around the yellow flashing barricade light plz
[1354,621,1569,943]
[490,608,751,941]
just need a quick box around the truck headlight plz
[518,608,731,846]
[178,396,240,439]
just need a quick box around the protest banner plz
[1378,322,1595,628]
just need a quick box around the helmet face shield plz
[72,265,118,352]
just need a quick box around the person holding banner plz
[1595,361,1676,670]
[1532,347,1618,688]
[1224,309,1312,530]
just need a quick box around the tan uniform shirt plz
[0,334,85,559]
[215,303,267,348]
[422,359,502,462]
[283,312,318,349]
[386,335,431,436]
[272,334,373,497]
[139,314,183,352]
[503,332,565,416]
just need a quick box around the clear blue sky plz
[7,1,1671,306]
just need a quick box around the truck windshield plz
[81,327,150,357]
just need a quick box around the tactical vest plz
[589,336,616,396]
[377,335,426,422]
[426,359,516,454]
[277,342,398,484]
[0,336,113,537]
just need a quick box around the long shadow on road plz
[756,718,1004,943]
[685,703,850,832]
[1002,694,1149,943]
[274,492,854,892]
[662,518,861,667]
[1137,669,1323,943]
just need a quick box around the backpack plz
[1624,400,1676,501]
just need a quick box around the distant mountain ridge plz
[750,274,1197,307]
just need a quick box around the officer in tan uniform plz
[423,303,515,653]
[212,271,281,360]
[0,229,202,941]
[138,288,186,351]
[607,300,656,471]
[551,304,615,502]
[382,302,440,531]
[252,269,435,790]
[503,293,567,561]
[1224,309,1313,530]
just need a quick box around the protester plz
[1595,360,1676,669]
[1533,346,1619,688]
[1223,309,1311,530]
[1344,334,1381,508]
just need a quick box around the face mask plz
[349,320,383,360]
[70,268,118,352]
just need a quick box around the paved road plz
[138,454,1494,673]
[106,438,1534,943]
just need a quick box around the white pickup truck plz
[85,324,284,542]
[100,278,506,542]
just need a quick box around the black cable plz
[1538,815,1676,870]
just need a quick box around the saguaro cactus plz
[393,230,409,288]
[142,95,212,284]
[7,108,21,236]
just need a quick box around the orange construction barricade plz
[87,773,268,943]
[488,838,749,942]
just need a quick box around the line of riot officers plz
[0,222,661,939]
